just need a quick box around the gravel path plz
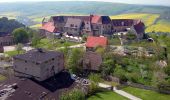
[98,83,142,100]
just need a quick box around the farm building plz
[0,46,4,53]
[86,36,108,51]
[82,51,102,71]
[13,48,64,81]
[40,15,145,39]
[0,32,15,46]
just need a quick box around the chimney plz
[37,48,44,53]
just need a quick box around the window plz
[25,60,27,63]
[14,65,17,68]
[70,24,74,27]
[52,58,55,61]
[25,68,27,71]
[36,62,40,65]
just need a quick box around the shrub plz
[113,64,127,82]
[60,89,85,100]
[88,73,102,83]
[88,82,100,96]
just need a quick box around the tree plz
[82,35,87,41]
[126,31,136,40]
[15,43,23,54]
[31,33,41,47]
[60,89,85,100]
[164,65,170,76]
[68,48,84,74]
[88,82,99,96]
[88,73,102,83]
[113,64,127,82]
[95,46,105,57]
[101,59,115,76]
[12,28,29,43]
[0,17,25,33]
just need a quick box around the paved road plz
[57,43,85,49]
[113,87,142,100]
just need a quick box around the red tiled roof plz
[41,22,56,33]
[86,36,108,48]
[91,15,101,24]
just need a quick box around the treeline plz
[0,17,25,33]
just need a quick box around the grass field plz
[30,24,42,28]
[4,50,24,57]
[110,13,159,27]
[35,38,79,50]
[87,90,128,100]
[146,19,170,33]
[1,12,170,33]
[110,13,170,33]
[123,87,170,100]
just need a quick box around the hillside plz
[1,1,170,33]
[110,13,170,33]
[0,1,170,18]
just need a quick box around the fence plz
[122,82,170,94]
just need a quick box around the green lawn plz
[35,38,79,50]
[146,19,170,33]
[109,38,121,45]
[87,90,128,100]
[29,24,42,29]
[4,50,25,57]
[123,87,170,100]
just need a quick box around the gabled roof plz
[13,49,63,63]
[51,16,65,23]
[101,16,111,24]
[64,18,82,28]
[83,51,102,71]
[111,19,134,26]
[134,21,145,34]
[91,15,111,24]
[86,36,108,48]
[40,22,56,33]
[91,15,101,24]
[0,32,10,37]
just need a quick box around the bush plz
[126,33,136,40]
[88,82,100,96]
[12,27,29,43]
[88,73,102,83]
[113,64,127,82]
[60,89,85,100]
